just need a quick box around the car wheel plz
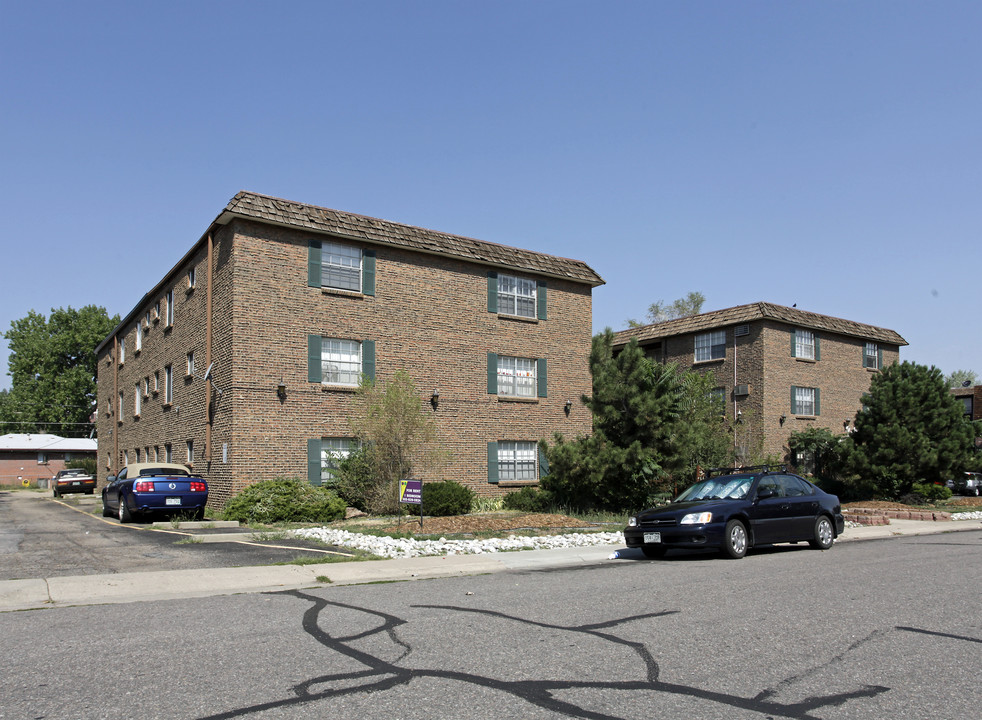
[973,487,980,497]
[642,545,667,559]
[118,495,133,523]
[810,516,834,550]
[52,489,60,498]
[722,520,748,559]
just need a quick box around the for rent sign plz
[399,479,422,505]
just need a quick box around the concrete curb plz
[2,518,980,612]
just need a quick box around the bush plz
[912,482,952,502]
[421,480,474,517]
[502,486,553,512]
[222,478,347,524]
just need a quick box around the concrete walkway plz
[2,517,980,612]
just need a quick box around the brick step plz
[844,508,951,522]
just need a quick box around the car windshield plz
[138,467,190,477]
[675,476,753,502]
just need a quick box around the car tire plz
[118,495,133,523]
[809,516,834,550]
[973,487,980,497]
[642,545,667,559]
[722,520,748,559]
[52,489,60,498]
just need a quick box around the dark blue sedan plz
[624,468,845,559]
[102,463,208,523]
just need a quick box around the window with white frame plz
[134,384,141,416]
[694,330,726,362]
[186,439,194,465]
[187,351,195,377]
[795,329,815,360]
[322,241,362,292]
[153,446,159,462]
[118,391,124,420]
[165,365,173,403]
[136,323,143,352]
[153,371,159,393]
[119,337,126,364]
[864,342,880,369]
[320,438,358,484]
[187,267,196,289]
[497,356,537,397]
[498,441,538,482]
[165,443,172,462]
[165,290,174,326]
[321,339,362,386]
[498,274,537,318]
[37,452,47,464]
[143,377,150,397]
[792,386,818,416]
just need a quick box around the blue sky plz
[2,1,979,391]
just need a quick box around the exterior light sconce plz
[843,419,850,431]
[736,410,743,423]
[431,389,440,409]
[779,414,787,426]
[564,399,573,416]
[277,379,287,400]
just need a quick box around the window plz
[153,446,159,462]
[118,391,124,421]
[497,356,538,398]
[497,441,538,482]
[165,290,174,326]
[961,396,973,417]
[186,440,194,465]
[154,301,160,320]
[321,339,362,386]
[308,240,375,294]
[145,311,151,327]
[136,324,143,352]
[792,329,816,360]
[187,351,195,377]
[165,365,173,403]
[498,274,536,318]
[709,387,727,408]
[791,386,820,416]
[119,337,126,365]
[187,267,196,289]
[164,443,172,462]
[143,377,150,397]
[135,448,141,463]
[134,384,141,416]
[695,330,725,362]
[37,452,47,465]
[153,371,159,393]
[320,438,357,485]
[864,342,881,369]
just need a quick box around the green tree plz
[845,361,975,498]
[542,331,723,512]
[668,370,732,494]
[627,291,705,328]
[336,370,444,514]
[944,369,977,388]
[0,306,118,436]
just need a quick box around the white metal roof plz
[0,434,98,452]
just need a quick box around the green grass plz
[175,537,202,544]
[272,549,380,566]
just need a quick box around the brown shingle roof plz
[217,191,605,286]
[612,302,907,346]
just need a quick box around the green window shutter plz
[308,240,322,288]
[790,329,797,358]
[487,271,498,313]
[814,335,821,361]
[814,388,821,416]
[362,249,376,296]
[537,280,547,320]
[537,358,548,398]
[538,445,549,478]
[308,335,322,383]
[362,340,376,381]
[487,353,498,394]
[790,386,798,414]
[862,346,868,368]
[877,347,883,369]
[307,439,322,486]
[487,441,499,484]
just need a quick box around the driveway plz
[0,490,348,580]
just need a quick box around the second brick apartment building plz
[95,192,604,507]
[612,302,908,463]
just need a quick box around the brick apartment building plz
[95,192,604,507]
[612,302,907,461]
[951,384,982,421]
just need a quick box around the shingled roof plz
[612,302,907,346]
[216,191,605,287]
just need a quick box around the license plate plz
[71,481,80,485]
[644,532,661,544]
[165,497,181,506]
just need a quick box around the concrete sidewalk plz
[2,518,979,612]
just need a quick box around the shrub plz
[421,480,474,517]
[502,486,552,512]
[222,478,347,524]
[912,482,952,502]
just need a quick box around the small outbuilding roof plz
[0,434,98,452]
[612,302,908,347]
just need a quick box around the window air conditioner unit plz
[734,324,750,337]
[734,384,749,396]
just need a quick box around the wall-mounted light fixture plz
[277,379,287,400]
[779,414,787,426]
[431,389,440,409]
[564,399,573,416]
[736,410,743,423]
[843,419,850,431]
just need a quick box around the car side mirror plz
[106,476,116,484]
[756,488,776,500]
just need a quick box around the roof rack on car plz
[706,464,787,477]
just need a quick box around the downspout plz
[205,232,214,462]
[113,336,119,474]
[733,331,738,459]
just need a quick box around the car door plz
[779,475,821,541]
[750,476,789,544]
[109,468,127,509]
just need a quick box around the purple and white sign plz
[399,479,422,505]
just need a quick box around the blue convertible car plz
[102,462,208,523]
[624,467,845,559]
